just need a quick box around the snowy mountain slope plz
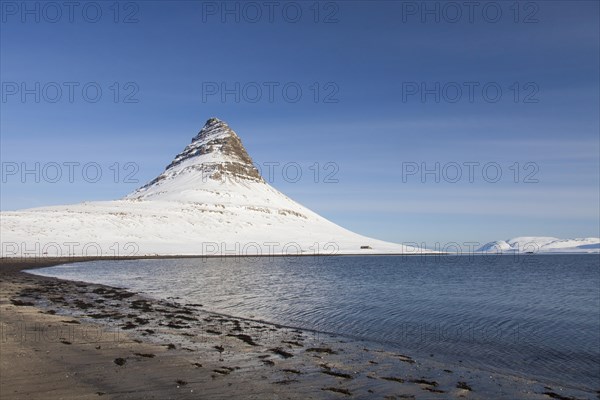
[476,240,513,253]
[477,237,600,253]
[1,118,420,257]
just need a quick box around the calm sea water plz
[30,255,600,390]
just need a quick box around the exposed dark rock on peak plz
[133,118,263,194]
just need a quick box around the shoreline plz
[2,252,597,263]
[1,257,596,399]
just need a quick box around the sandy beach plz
[1,257,596,400]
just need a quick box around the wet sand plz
[1,257,596,400]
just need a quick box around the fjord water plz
[31,255,599,390]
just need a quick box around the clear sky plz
[1,0,599,246]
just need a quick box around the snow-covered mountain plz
[477,237,600,254]
[1,118,420,257]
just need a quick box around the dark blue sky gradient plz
[1,1,598,245]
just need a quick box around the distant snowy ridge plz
[476,237,600,253]
[1,118,421,257]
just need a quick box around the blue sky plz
[1,0,599,245]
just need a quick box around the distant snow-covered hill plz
[477,237,600,253]
[1,118,419,257]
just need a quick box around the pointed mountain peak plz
[192,117,229,140]
[167,117,257,173]
[129,118,263,198]
[189,117,238,145]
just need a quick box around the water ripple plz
[30,254,600,389]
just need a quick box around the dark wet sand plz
[1,257,596,400]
